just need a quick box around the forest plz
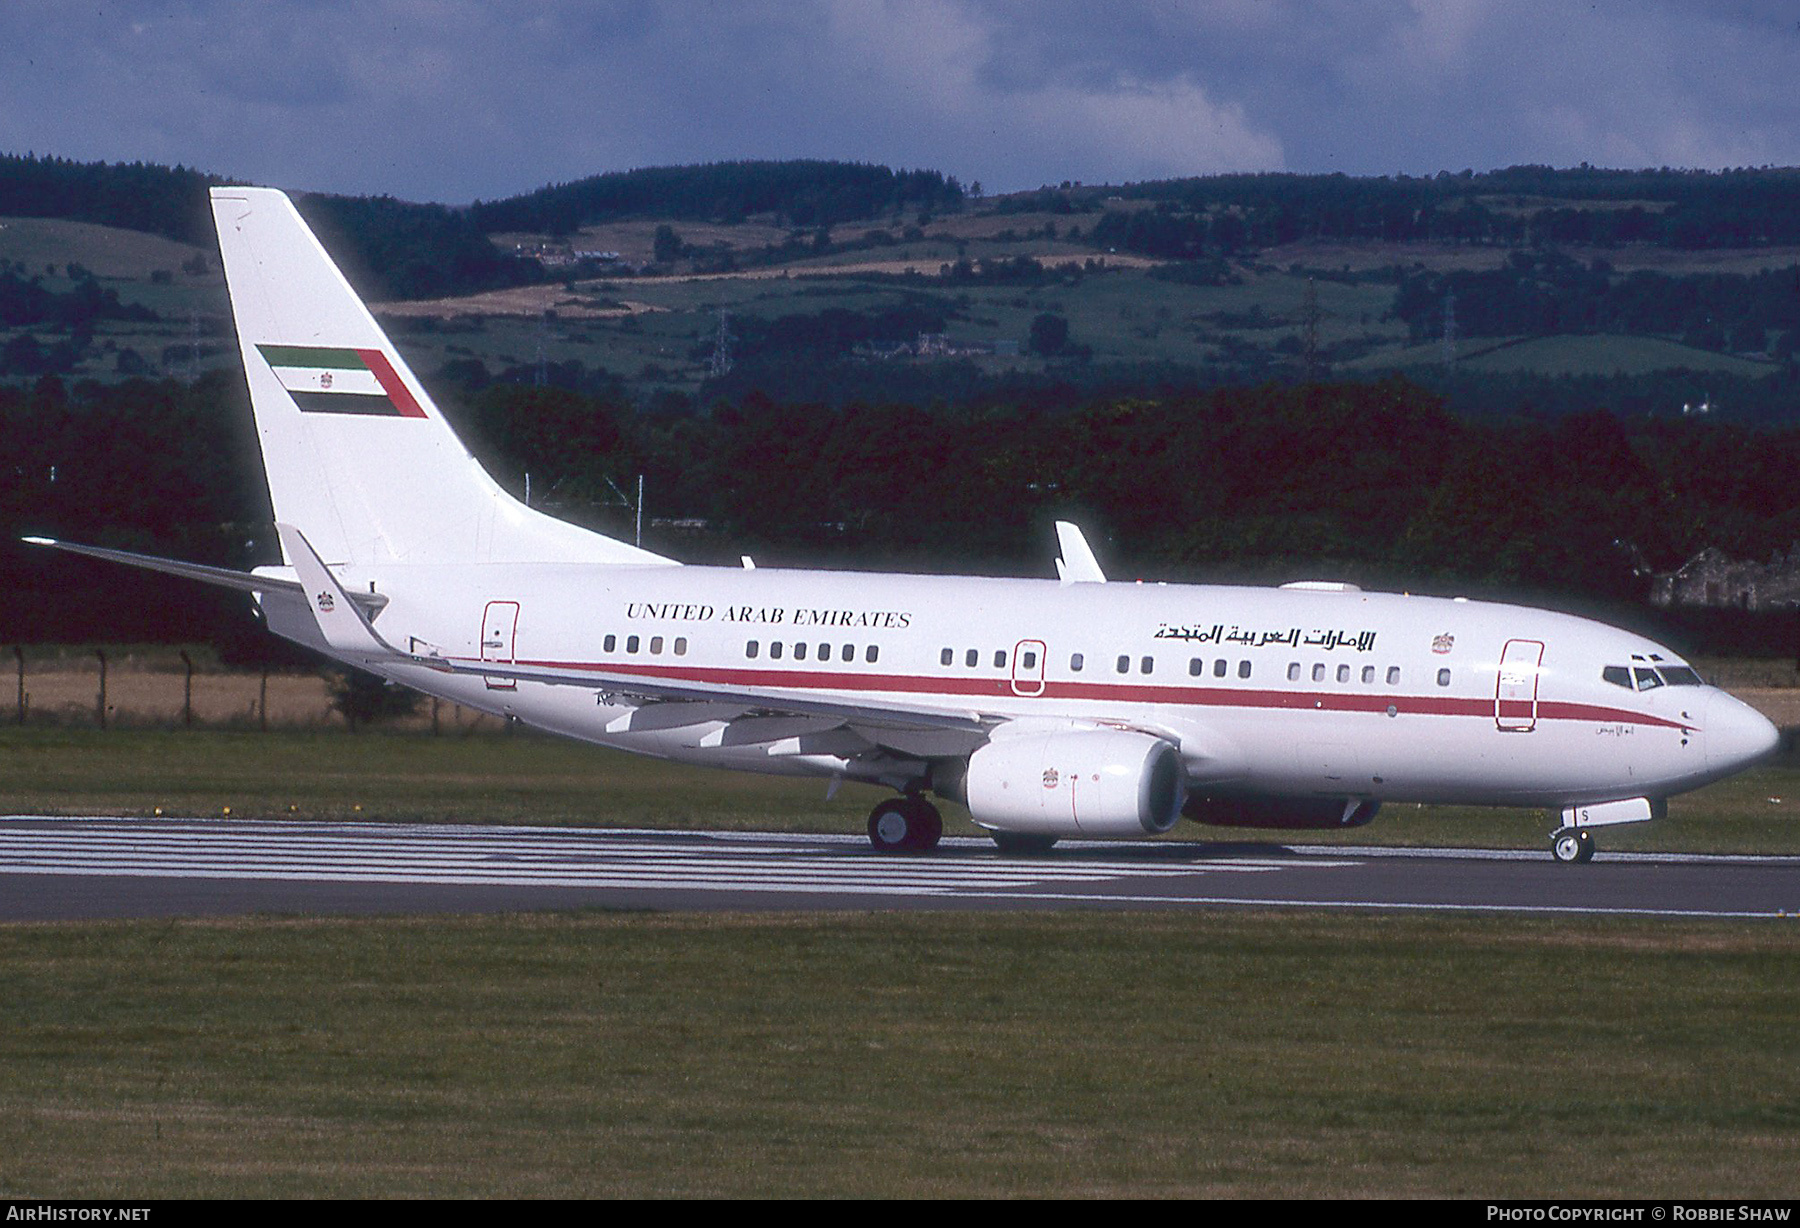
[5,369,1799,660]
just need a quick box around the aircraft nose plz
[1705,690,1780,773]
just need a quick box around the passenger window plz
[818,643,829,661]
[1238,660,1251,679]
[795,642,808,661]
[1361,665,1374,684]
[675,638,687,656]
[1023,651,1038,669]
[1436,668,1451,687]
[1336,664,1350,683]
[747,640,760,659]
[1191,658,1204,677]
[842,644,854,662]
[1287,662,1300,681]
[994,650,1006,668]
[770,642,784,660]
[626,635,640,654]
[1213,659,1227,678]
[1387,666,1401,685]
[1070,653,1084,671]
[940,648,953,666]
[966,648,978,668]
[1140,656,1153,675]
[1116,655,1130,674]
[649,636,663,655]
[604,634,616,653]
[866,645,879,663]
[1312,663,1326,682]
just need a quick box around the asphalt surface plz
[3,816,1797,921]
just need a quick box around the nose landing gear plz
[868,795,943,852]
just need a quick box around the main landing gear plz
[868,795,943,852]
[1550,826,1596,864]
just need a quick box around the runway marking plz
[7,818,1793,918]
[0,818,1358,898]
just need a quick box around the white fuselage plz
[260,561,1777,812]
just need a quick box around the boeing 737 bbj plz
[27,188,1781,861]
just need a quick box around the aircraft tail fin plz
[210,187,673,569]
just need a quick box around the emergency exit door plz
[1010,639,1047,697]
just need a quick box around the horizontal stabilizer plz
[21,536,386,617]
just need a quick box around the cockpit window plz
[1607,662,1703,690]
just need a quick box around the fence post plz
[179,650,194,728]
[95,648,107,730]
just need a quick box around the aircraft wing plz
[418,653,993,733]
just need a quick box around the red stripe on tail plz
[355,349,428,419]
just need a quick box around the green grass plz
[11,209,1793,394]
[0,216,214,280]
[0,726,864,831]
[4,727,1798,1196]
[1,910,1796,1197]
[2,725,1798,854]
[1343,332,1779,378]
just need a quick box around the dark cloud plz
[0,0,1793,203]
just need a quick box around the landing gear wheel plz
[869,800,913,852]
[1551,827,1595,864]
[867,797,943,853]
[991,831,1059,855]
[907,798,943,852]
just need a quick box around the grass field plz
[1,910,1796,1197]
[3,726,1799,1197]
[15,205,1795,394]
[4,724,1799,852]
[1346,333,1781,379]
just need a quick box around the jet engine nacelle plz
[950,729,1186,837]
[1183,794,1381,829]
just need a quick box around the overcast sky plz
[4,1,1797,204]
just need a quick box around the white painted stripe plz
[0,837,1325,878]
[0,832,1306,868]
[0,847,1292,881]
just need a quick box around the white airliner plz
[28,187,1781,862]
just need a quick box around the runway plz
[4,815,1797,921]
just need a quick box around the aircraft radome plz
[27,188,1781,862]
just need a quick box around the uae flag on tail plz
[256,345,427,418]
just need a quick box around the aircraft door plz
[1010,639,1047,697]
[481,600,520,691]
[1496,638,1544,732]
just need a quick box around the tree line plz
[6,369,1800,658]
[1091,165,1800,254]
[470,161,966,234]
[1390,251,1800,352]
